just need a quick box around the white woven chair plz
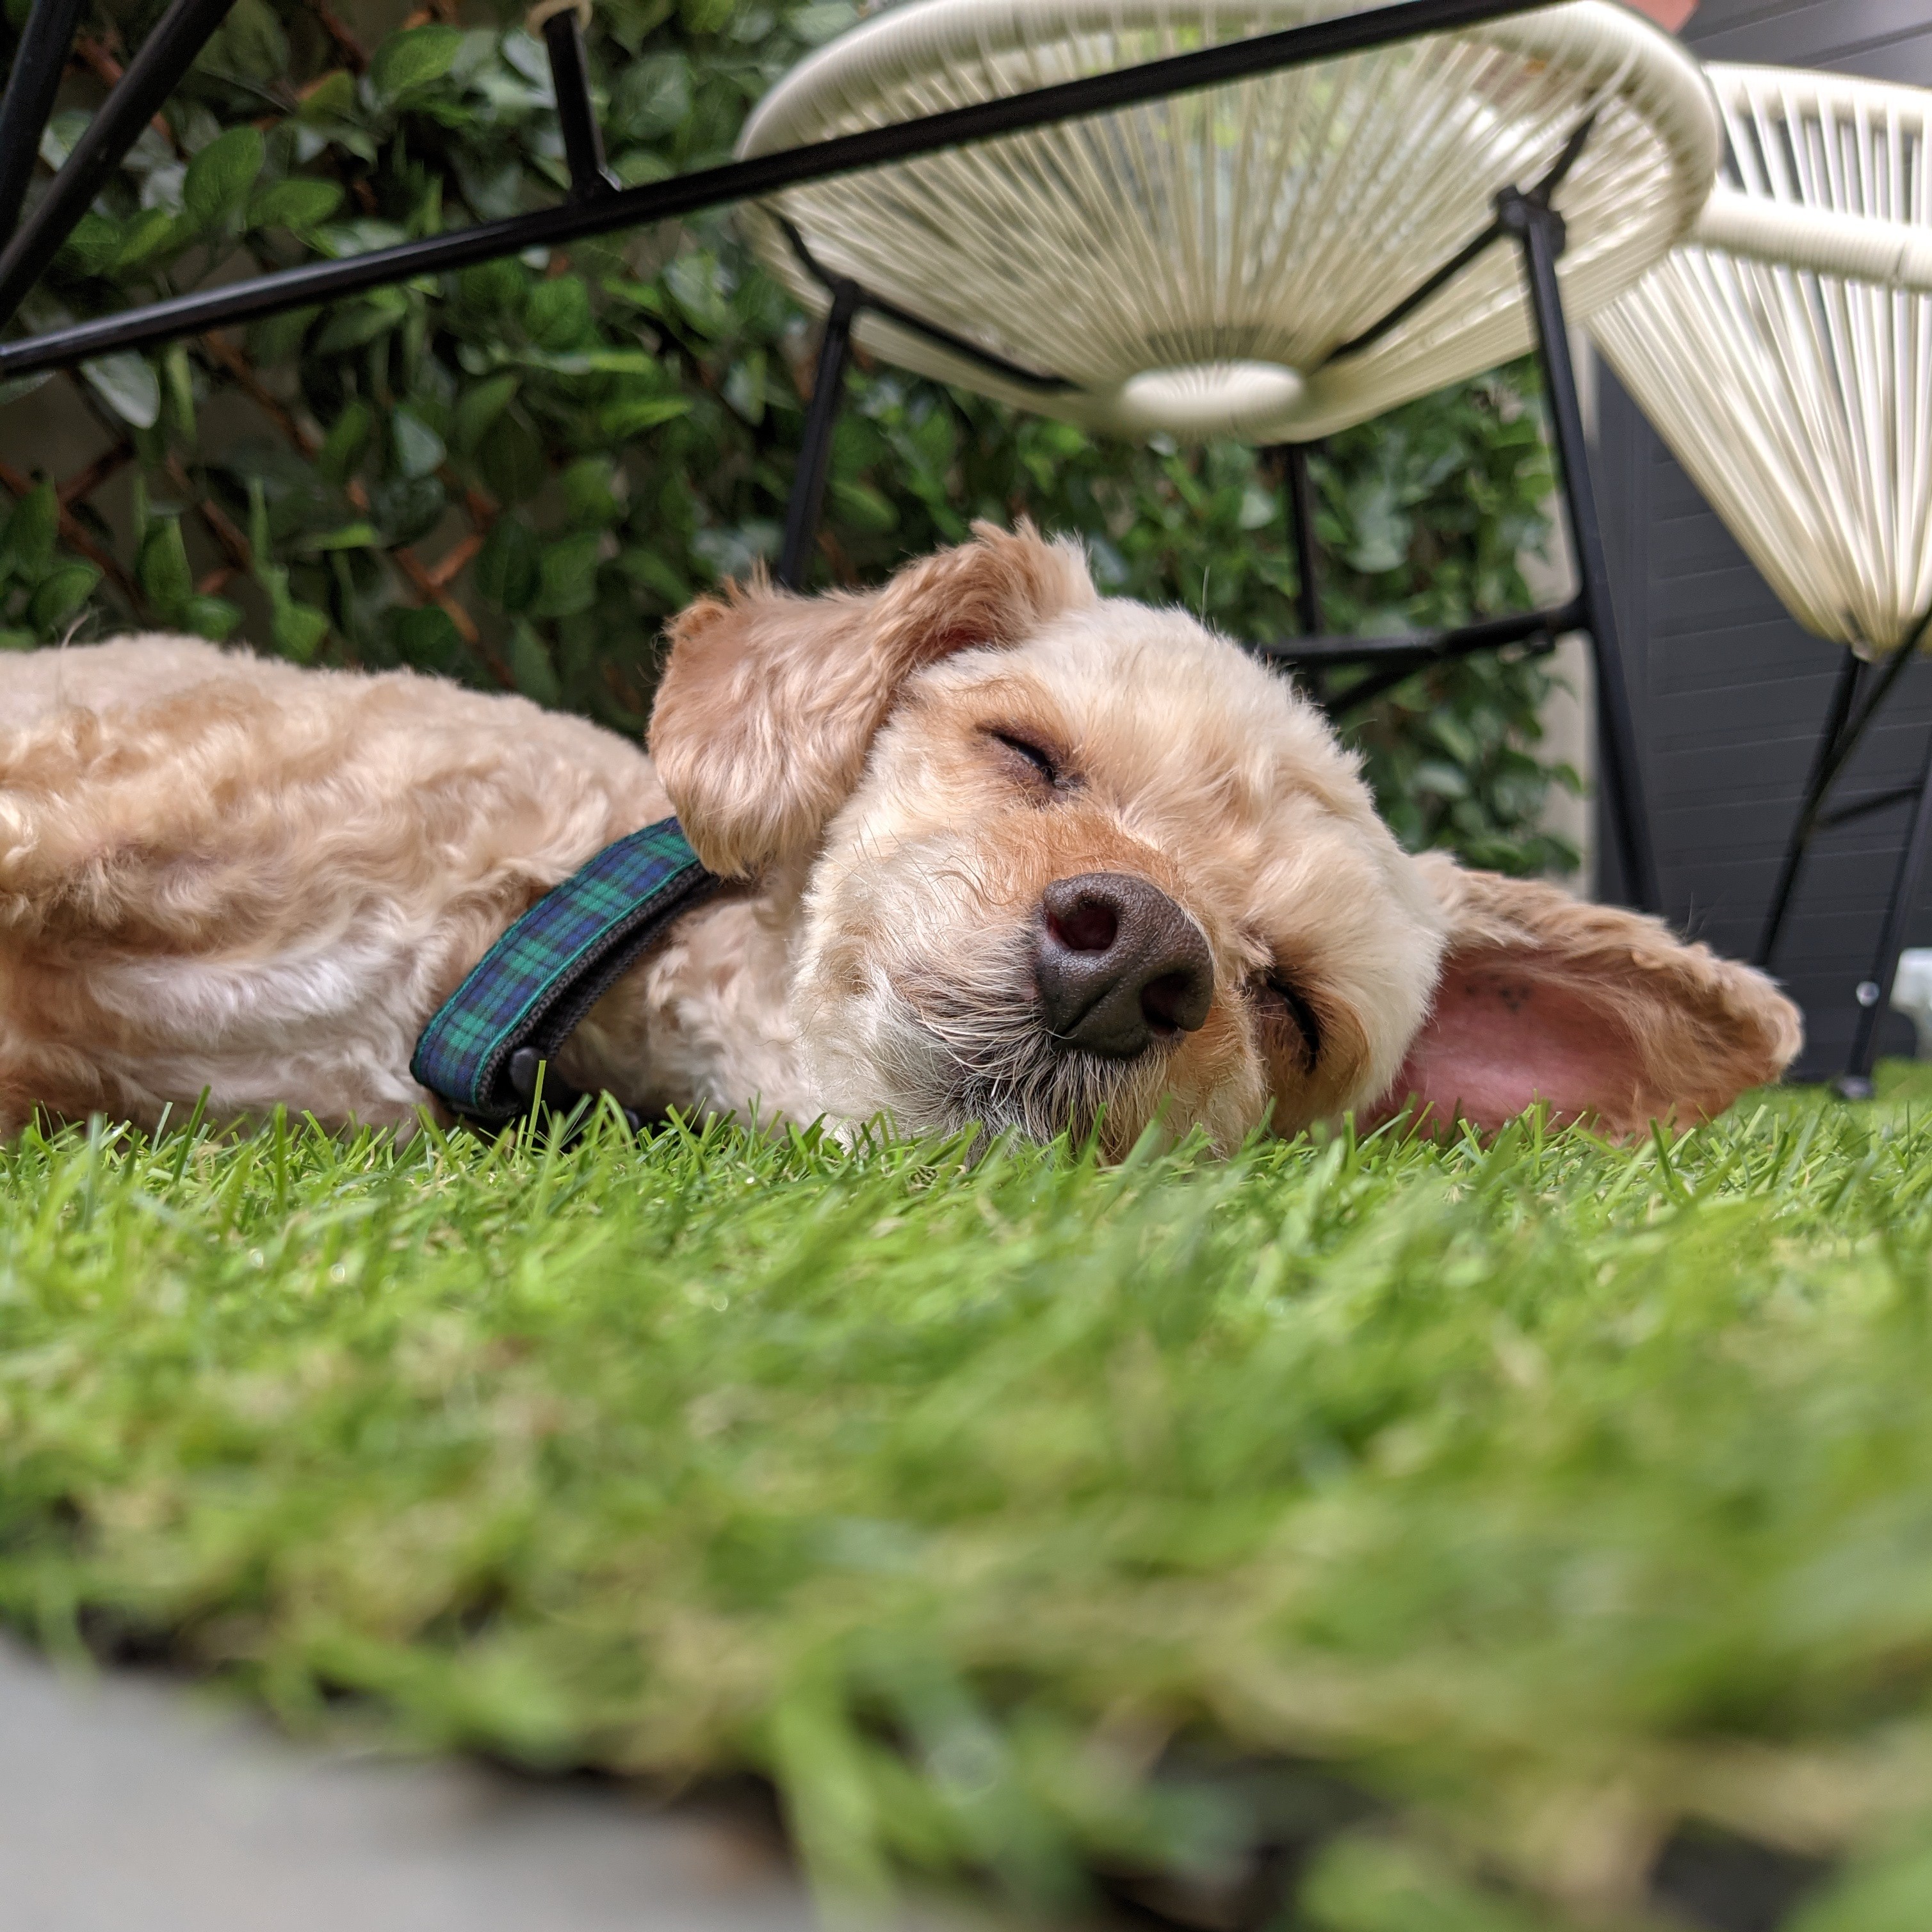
[1590,63,1932,1087]
[1593,64,1932,654]
[735,0,1717,443]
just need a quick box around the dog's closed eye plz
[987,727,1069,792]
[1256,973,1322,1069]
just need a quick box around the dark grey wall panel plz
[1592,0,1932,1076]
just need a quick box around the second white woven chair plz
[1591,62,1932,1089]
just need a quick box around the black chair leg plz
[1839,721,1932,1098]
[1757,647,1865,968]
[1502,191,1661,915]
[775,279,861,592]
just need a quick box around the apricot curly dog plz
[0,523,1798,1149]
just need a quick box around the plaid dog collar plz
[411,816,719,1126]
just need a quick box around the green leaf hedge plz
[0,0,1578,874]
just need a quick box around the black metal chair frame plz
[0,0,1658,914]
[1751,625,1932,1097]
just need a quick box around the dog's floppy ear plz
[648,521,1094,877]
[1370,856,1803,1137]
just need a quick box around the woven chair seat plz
[1592,64,1932,654]
[735,0,1716,443]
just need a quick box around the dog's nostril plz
[1047,900,1118,954]
[1036,872,1214,1060]
[1141,968,1206,1035]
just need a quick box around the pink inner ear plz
[1368,956,1636,1133]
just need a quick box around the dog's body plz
[1,527,1801,1148]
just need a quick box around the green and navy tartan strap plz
[411,816,719,1125]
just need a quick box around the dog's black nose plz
[1035,873,1214,1059]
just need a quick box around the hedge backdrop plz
[0,0,1577,875]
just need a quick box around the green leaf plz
[530,531,602,617]
[199,0,289,84]
[392,408,447,480]
[523,276,593,352]
[56,211,122,275]
[298,70,357,122]
[0,480,59,580]
[371,26,462,102]
[248,178,345,231]
[184,594,243,641]
[27,562,100,633]
[457,259,525,315]
[508,620,561,705]
[248,478,331,662]
[271,597,331,658]
[599,396,689,441]
[562,457,621,528]
[183,126,266,231]
[390,601,461,665]
[305,523,378,553]
[316,401,373,485]
[312,299,405,355]
[476,413,546,506]
[829,479,897,536]
[610,54,690,142]
[475,516,540,612]
[370,475,446,547]
[452,375,519,455]
[138,521,195,619]
[115,206,177,268]
[81,353,161,429]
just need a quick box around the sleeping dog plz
[0,523,1799,1149]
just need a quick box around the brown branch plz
[0,459,140,608]
[426,531,483,587]
[195,567,234,596]
[304,1,368,73]
[71,38,177,147]
[167,459,252,576]
[59,441,133,507]
[339,476,481,646]
[200,332,321,455]
[442,469,499,531]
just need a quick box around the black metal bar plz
[1756,647,1865,966]
[0,0,238,331]
[540,8,617,200]
[1260,599,1580,668]
[775,215,1077,396]
[1817,642,1916,802]
[1841,723,1932,1095]
[0,0,1557,375]
[1818,782,1925,832]
[776,279,859,591]
[1500,187,1661,914]
[1281,442,1322,635]
[1324,218,1505,367]
[1757,644,1919,970]
[0,0,92,250]
[1325,628,1561,717]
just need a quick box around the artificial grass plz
[6,1098,1932,1930]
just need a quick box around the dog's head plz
[649,526,1799,1151]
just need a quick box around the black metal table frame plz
[0,0,1659,913]
[1752,621,1932,1096]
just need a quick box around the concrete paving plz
[0,1637,979,1932]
